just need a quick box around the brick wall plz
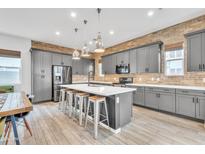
[94,15,205,86]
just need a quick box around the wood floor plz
[6,102,205,145]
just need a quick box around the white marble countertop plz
[72,81,113,85]
[61,84,135,96]
[126,83,205,91]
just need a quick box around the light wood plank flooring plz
[6,102,205,145]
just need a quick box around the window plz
[0,57,21,85]
[164,49,184,76]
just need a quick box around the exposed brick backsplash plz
[93,15,205,87]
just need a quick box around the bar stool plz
[58,89,66,111]
[65,89,77,117]
[74,92,89,126]
[85,96,109,139]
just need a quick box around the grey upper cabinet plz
[62,54,72,66]
[136,47,148,72]
[129,49,137,73]
[102,54,116,74]
[52,53,62,65]
[187,33,202,72]
[176,94,196,118]
[72,60,83,75]
[196,96,205,120]
[148,44,160,73]
[72,58,94,75]
[116,51,129,65]
[202,32,205,70]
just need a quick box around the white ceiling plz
[0,8,205,50]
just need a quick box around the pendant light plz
[72,28,81,60]
[94,8,105,53]
[81,20,90,57]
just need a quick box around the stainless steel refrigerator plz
[52,65,72,102]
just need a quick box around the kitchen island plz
[61,84,136,132]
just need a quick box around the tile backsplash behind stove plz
[95,72,205,87]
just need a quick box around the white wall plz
[0,33,31,94]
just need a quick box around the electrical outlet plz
[203,78,205,83]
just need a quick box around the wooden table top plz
[0,92,33,117]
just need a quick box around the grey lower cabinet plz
[142,87,176,113]
[144,92,158,109]
[176,94,196,117]
[196,96,205,120]
[134,87,144,106]
[32,50,52,103]
[158,92,175,113]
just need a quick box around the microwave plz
[116,64,130,74]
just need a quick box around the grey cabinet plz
[134,87,144,106]
[62,54,72,66]
[158,92,175,113]
[176,94,196,117]
[144,91,158,109]
[129,49,137,73]
[102,54,116,74]
[52,53,72,66]
[136,45,160,73]
[136,47,148,72]
[32,50,52,103]
[72,58,94,75]
[148,44,160,73]
[196,96,205,120]
[72,60,83,75]
[52,53,62,65]
[144,87,175,112]
[187,32,205,72]
[116,51,129,65]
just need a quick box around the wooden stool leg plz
[23,118,32,136]
[4,122,10,138]
[5,122,12,145]
[94,101,100,139]
[85,100,90,128]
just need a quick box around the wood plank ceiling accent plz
[0,48,21,58]
[164,42,184,51]
[31,40,74,55]
[31,40,95,59]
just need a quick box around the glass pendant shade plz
[81,43,90,57]
[94,32,105,53]
[72,48,80,60]
[72,28,81,60]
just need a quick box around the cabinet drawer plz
[176,89,205,96]
[136,86,144,92]
[145,87,175,93]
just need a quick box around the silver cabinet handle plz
[192,97,195,103]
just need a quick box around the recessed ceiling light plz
[109,30,114,35]
[89,41,93,45]
[70,12,77,18]
[147,10,154,17]
[55,31,60,36]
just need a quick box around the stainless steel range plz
[112,77,133,87]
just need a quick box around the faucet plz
[88,71,94,86]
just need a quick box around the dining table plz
[0,92,33,145]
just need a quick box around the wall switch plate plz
[116,97,119,103]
